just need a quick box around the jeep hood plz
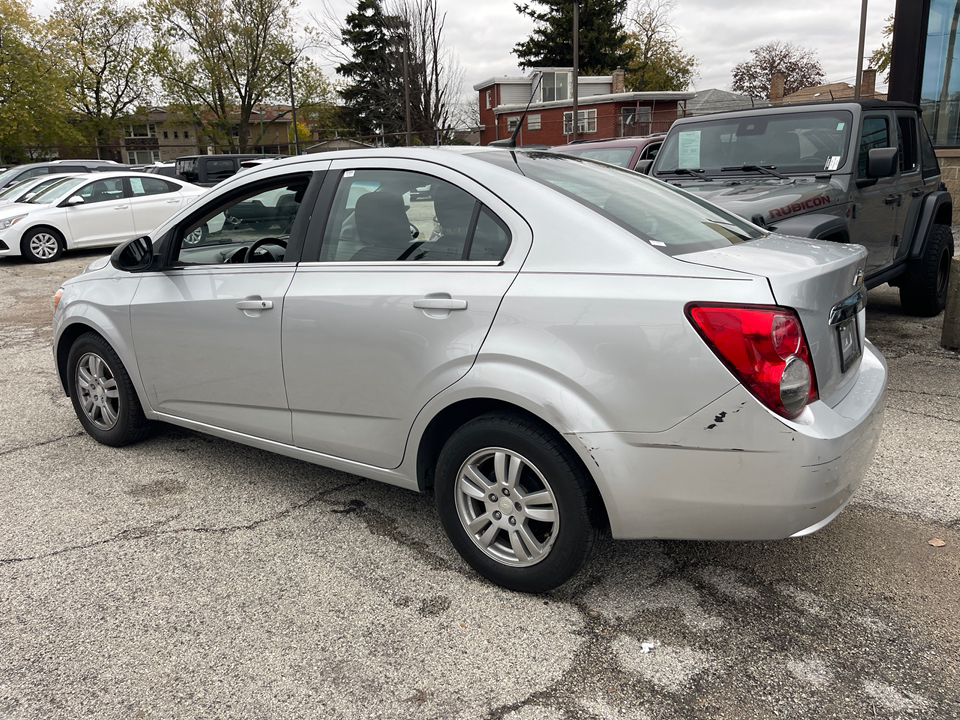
[678,234,868,408]
[669,178,845,225]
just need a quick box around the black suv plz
[175,154,284,187]
[0,160,125,190]
[648,101,953,316]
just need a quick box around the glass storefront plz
[922,0,960,145]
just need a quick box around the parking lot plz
[1,248,958,719]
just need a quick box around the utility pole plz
[403,38,412,146]
[283,59,299,155]
[572,0,579,143]
[854,0,868,99]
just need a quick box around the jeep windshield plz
[654,109,854,177]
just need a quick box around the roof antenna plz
[489,74,544,148]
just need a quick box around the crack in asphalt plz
[0,480,364,566]
[888,387,960,400]
[0,431,85,457]
[889,406,960,425]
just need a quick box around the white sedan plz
[0,172,205,262]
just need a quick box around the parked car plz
[175,154,285,187]
[648,100,953,316]
[52,148,886,592]
[0,174,83,206]
[143,162,182,179]
[550,134,665,171]
[0,172,205,262]
[0,159,124,190]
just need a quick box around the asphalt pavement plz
[1,248,958,720]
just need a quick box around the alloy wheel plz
[29,232,60,260]
[75,352,120,430]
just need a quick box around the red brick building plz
[474,68,695,146]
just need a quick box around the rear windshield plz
[556,147,636,168]
[654,110,854,176]
[472,151,761,255]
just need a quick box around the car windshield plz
[654,110,854,176]
[28,176,89,204]
[0,178,32,200]
[472,150,761,255]
[558,147,636,168]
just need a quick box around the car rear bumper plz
[577,340,887,540]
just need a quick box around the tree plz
[870,14,894,84]
[624,0,697,91]
[149,0,318,153]
[0,0,80,162]
[513,0,633,75]
[48,0,153,159]
[731,41,825,99]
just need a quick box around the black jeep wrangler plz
[648,100,954,316]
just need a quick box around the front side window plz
[318,169,510,263]
[76,178,126,204]
[896,114,919,174]
[858,116,890,178]
[176,179,308,265]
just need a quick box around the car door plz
[892,111,925,262]
[63,177,136,248]
[126,175,187,235]
[281,159,531,469]
[128,169,323,443]
[849,112,900,275]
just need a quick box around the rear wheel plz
[21,227,64,263]
[435,412,598,593]
[67,332,152,447]
[900,224,954,316]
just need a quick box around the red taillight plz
[686,304,818,419]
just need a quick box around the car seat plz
[349,192,412,261]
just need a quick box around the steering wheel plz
[246,237,287,263]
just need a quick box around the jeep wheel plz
[900,224,954,317]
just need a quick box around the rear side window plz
[129,176,174,196]
[205,159,237,180]
[920,120,941,179]
[858,117,890,178]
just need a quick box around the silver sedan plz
[52,148,887,592]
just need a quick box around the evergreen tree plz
[513,0,632,76]
[337,0,406,139]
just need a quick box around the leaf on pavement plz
[928,538,946,547]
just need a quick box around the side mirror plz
[635,159,654,175]
[867,147,898,178]
[66,195,85,206]
[110,236,155,272]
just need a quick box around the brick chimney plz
[770,72,785,105]
[861,68,877,99]
[612,67,625,95]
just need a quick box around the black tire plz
[67,332,152,447]
[900,224,954,317]
[21,227,64,263]
[435,412,599,593]
[183,223,208,246]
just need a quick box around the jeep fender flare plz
[907,190,953,261]
[769,213,849,244]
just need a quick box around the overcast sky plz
[308,0,897,94]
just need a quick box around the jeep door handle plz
[911,188,924,197]
[236,300,274,310]
[883,194,902,206]
[413,298,468,310]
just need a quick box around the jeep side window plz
[858,117,890,179]
[919,120,941,180]
[896,115,919,175]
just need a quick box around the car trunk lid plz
[677,234,868,407]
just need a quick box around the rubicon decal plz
[768,194,832,220]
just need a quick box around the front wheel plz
[900,224,954,316]
[21,227,64,263]
[435,412,599,593]
[67,332,152,447]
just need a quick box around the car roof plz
[671,99,921,124]
[551,136,664,152]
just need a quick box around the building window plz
[507,116,521,132]
[127,123,157,138]
[486,90,492,110]
[527,114,541,131]
[163,131,169,139]
[541,72,570,102]
[174,131,179,139]
[184,130,189,139]
[563,109,597,134]
[127,150,161,164]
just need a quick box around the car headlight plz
[0,214,27,231]
[52,287,64,312]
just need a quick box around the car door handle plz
[883,194,901,206]
[236,300,274,310]
[114,205,129,210]
[413,298,468,310]
[911,188,924,197]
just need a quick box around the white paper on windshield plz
[825,156,841,171]
[677,131,701,168]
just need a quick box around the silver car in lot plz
[52,148,887,592]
